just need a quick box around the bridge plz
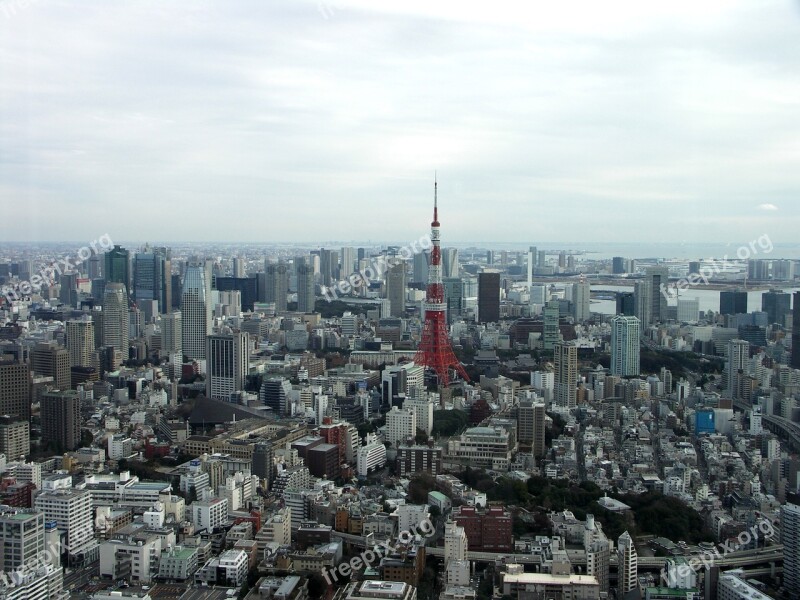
[733,399,800,451]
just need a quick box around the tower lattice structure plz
[414,180,469,388]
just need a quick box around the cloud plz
[757,203,779,211]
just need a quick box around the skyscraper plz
[633,279,652,328]
[518,400,545,457]
[646,266,669,324]
[677,297,700,323]
[443,277,464,325]
[296,261,315,313]
[542,300,561,350]
[103,283,130,361]
[612,256,626,274]
[527,246,537,288]
[59,272,79,308]
[340,247,356,278]
[616,292,635,316]
[181,264,211,360]
[792,292,800,369]
[442,248,459,278]
[319,249,338,287]
[0,358,30,421]
[206,332,250,401]
[265,262,289,312]
[385,262,406,318]
[610,315,640,377]
[781,499,800,598]
[260,377,292,415]
[572,277,590,322]
[133,246,171,315]
[726,339,749,399]
[554,342,577,408]
[66,318,96,368]
[161,310,183,358]
[617,531,638,594]
[40,390,81,452]
[477,272,500,323]
[412,250,429,285]
[104,244,130,291]
[762,289,791,326]
[31,342,70,391]
[720,289,747,316]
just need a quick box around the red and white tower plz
[414,179,469,388]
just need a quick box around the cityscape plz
[2,2,800,600]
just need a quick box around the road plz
[63,560,99,591]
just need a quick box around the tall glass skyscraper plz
[181,264,211,360]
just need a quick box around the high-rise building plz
[572,278,590,322]
[385,406,416,447]
[542,301,561,350]
[319,249,338,287]
[443,278,463,325]
[385,263,406,318]
[102,283,130,361]
[412,250,429,285]
[518,400,545,457]
[260,377,292,415]
[443,520,469,586]
[181,264,211,360]
[31,342,70,391]
[633,279,652,328]
[104,245,130,291]
[442,248,459,278]
[34,489,97,564]
[527,246,537,287]
[612,256,626,274]
[610,316,640,377]
[161,310,182,358]
[617,531,638,594]
[616,292,635,316]
[133,246,171,315]
[0,508,47,572]
[59,272,79,308]
[646,266,669,324]
[340,247,356,278]
[264,262,289,312]
[726,339,749,399]
[792,292,800,369]
[781,500,800,598]
[720,290,747,316]
[232,257,246,278]
[295,261,315,313]
[206,332,250,401]
[0,358,31,422]
[40,390,81,452]
[66,318,95,368]
[0,416,30,461]
[477,272,500,324]
[762,289,791,326]
[677,297,700,323]
[554,342,577,408]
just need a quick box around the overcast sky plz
[1,0,799,246]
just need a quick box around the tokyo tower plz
[414,178,469,388]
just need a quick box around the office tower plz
[762,289,791,326]
[181,264,211,360]
[265,262,289,312]
[87,253,102,280]
[554,342,577,408]
[171,273,182,309]
[616,292,635,316]
[0,508,46,572]
[720,289,747,316]
[102,283,130,360]
[296,261,315,313]
[646,266,669,323]
[260,377,292,415]
[104,244,130,290]
[213,276,257,312]
[634,279,652,328]
[572,277,590,322]
[518,400,546,457]
[748,259,770,280]
[66,318,95,368]
[0,416,30,461]
[477,272,500,323]
[443,277,464,325]
[527,246,537,288]
[556,251,566,269]
[677,297,700,323]
[161,310,182,358]
[537,250,547,270]
[444,521,469,586]
[792,292,800,369]
[617,531,638,594]
[34,489,96,563]
[385,262,406,318]
[414,181,470,388]
[59,272,79,307]
[340,247,356,277]
[31,342,70,391]
[726,339,749,399]
[612,257,626,274]
[412,250,429,285]
[442,248,459,278]
[232,257,246,278]
[252,441,274,486]
[543,300,561,350]
[206,332,250,401]
[385,406,416,447]
[319,249,338,287]
[486,250,495,265]
[133,246,171,315]
[0,358,31,423]
[610,315,640,377]
[782,500,800,598]
[40,390,81,452]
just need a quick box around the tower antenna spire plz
[433,172,439,226]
